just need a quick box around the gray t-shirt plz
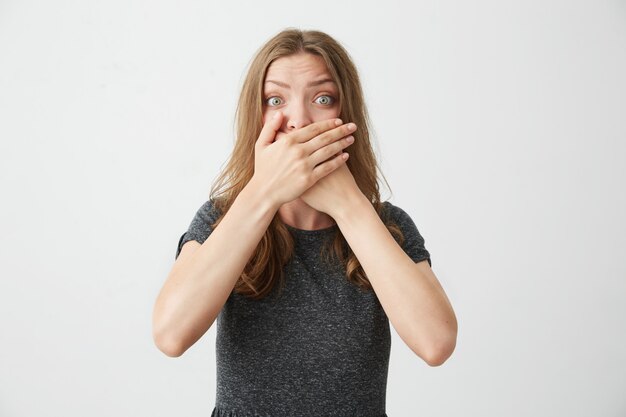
[175,199,431,417]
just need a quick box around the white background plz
[1,1,625,416]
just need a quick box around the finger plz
[257,111,283,146]
[310,135,354,167]
[303,122,356,155]
[289,117,343,144]
[311,152,349,182]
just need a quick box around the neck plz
[278,198,336,230]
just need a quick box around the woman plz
[153,27,457,417]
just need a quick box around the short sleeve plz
[175,199,222,260]
[382,201,432,267]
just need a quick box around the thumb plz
[257,111,283,146]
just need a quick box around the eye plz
[315,95,335,105]
[265,96,283,106]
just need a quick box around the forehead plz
[265,52,331,80]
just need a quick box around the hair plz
[207,27,407,300]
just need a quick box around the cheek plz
[326,101,341,118]
[261,111,273,126]
[261,104,340,125]
[312,107,340,121]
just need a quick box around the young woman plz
[153,28,457,417]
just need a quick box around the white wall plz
[1,0,624,416]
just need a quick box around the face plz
[262,52,340,135]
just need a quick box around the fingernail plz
[273,112,280,119]
[335,118,343,126]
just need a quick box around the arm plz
[152,179,278,357]
[334,195,457,366]
[153,114,355,358]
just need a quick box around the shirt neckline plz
[284,222,338,236]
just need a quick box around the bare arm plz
[152,180,278,357]
[152,113,354,357]
[333,195,457,366]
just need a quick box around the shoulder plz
[190,197,223,225]
[380,200,432,267]
[381,200,415,227]
[175,197,223,259]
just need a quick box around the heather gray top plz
[175,199,431,417]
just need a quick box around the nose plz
[284,101,313,131]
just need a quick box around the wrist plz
[332,191,371,223]
[243,176,281,214]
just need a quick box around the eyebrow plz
[264,78,337,89]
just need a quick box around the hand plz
[299,142,364,219]
[250,111,356,208]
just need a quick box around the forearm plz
[334,195,457,365]
[153,179,279,356]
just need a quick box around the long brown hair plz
[207,27,406,300]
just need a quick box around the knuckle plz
[322,130,336,144]
[320,146,333,159]
[335,140,347,152]
[300,126,312,137]
[310,126,326,138]
[317,119,335,135]
[315,132,329,145]
[295,158,308,172]
[311,123,327,135]
[300,172,312,186]
[292,147,306,159]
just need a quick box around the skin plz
[261,52,356,229]
[261,52,458,365]
[152,54,365,358]
[153,51,457,364]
